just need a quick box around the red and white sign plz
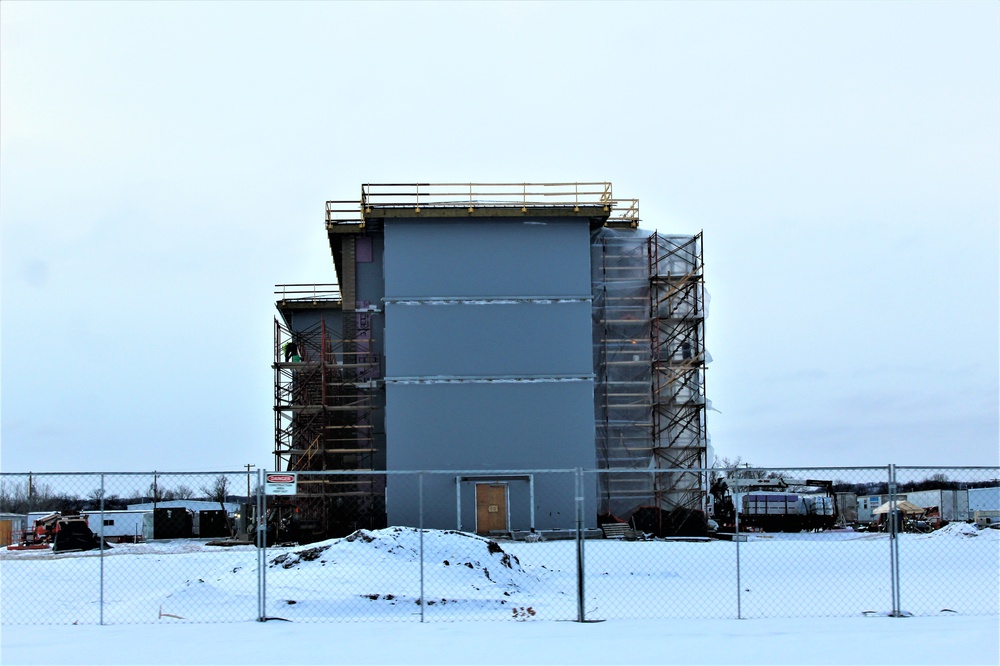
[265,473,297,496]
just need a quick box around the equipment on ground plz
[710,476,839,533]
[8,512,107,552]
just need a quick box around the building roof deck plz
[326,182,639,231]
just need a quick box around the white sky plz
[1,2,997,473]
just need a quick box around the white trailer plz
[968,486,1000,512]
[857,495,910,525]
[905,489,969,524]
[82,510,149,542]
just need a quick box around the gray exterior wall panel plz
[386,382,595,470]
[384,302,592,378]
[381,215,597,531]
[385,382,595,530]
[384,221,591,298]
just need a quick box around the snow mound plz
[269,527,536,590]
[933,522,984,538]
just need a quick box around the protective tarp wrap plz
[591,228,709,523]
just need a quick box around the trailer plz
[82,510,149,543]
[905,489,969,526]
[858,494,913,526]
[835,492,858,526]
[0,513,27,547]
[968,486,1000,512]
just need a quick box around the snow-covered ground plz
[2,525,997,664]
[3,614,998,665]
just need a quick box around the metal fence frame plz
[1,465,997,625]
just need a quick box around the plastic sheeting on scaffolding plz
[591,226,710,525]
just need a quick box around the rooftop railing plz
[274,284,341,302]
[326,182,639,227]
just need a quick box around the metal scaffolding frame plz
[649,232,708,514]
[592,230,708,522]
[273,316,384,537]
[593,230,655,517]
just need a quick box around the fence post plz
[419,472,425,623]
[888,464,904,617]
[734,468,742,620]
[100,473,105,626]
[575,468,585,622]
[257,468,266,622]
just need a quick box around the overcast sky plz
[2,2,997,473]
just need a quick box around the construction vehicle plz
[710,476,839,533]
[8,512,106,552]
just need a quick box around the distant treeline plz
[0,475,244,514]
[832,475,999,497]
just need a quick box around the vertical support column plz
[274,318,284,471]
[99,473,105,626]
[735,482,742,620]
[257,468,267,622]
[575,468,586,622]
[648,235,660,508]
[320,318,328,470]
[342,236,357,314]
[528,474,536,532]
[419,472,425,623]
[888,464,903,616]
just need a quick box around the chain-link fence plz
[0,471,259,625]
[2,466,997,625]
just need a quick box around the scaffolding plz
[273,309,384,538]
[649,232,708,514]
[593,228,654,518]
[592,229,707,522]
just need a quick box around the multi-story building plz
[273,183,707,538]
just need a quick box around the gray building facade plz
[382,215,598,532]
[274,183,707,539]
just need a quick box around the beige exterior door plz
[475,483,508,534]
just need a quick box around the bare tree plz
[201,475,234,537]
[201,476,231,504]
[173,484,196,500]
[0,479,24,513]
[927,472,949,486]
[712,455,768,481]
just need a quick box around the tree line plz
[0,475,238,514]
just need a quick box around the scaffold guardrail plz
[274,284,342,302]
[326,182,639,227]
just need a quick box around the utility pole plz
[245,464,256,539]
[245,464,255,501]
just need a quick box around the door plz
[475,484,507,535]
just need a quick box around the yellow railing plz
[610,198,639,226]
[326,183,639,226]
[361,182,613,208]
[326,201,364,226]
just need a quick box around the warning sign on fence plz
[265,473,297,496]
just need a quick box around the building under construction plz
[273,183,708,538]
